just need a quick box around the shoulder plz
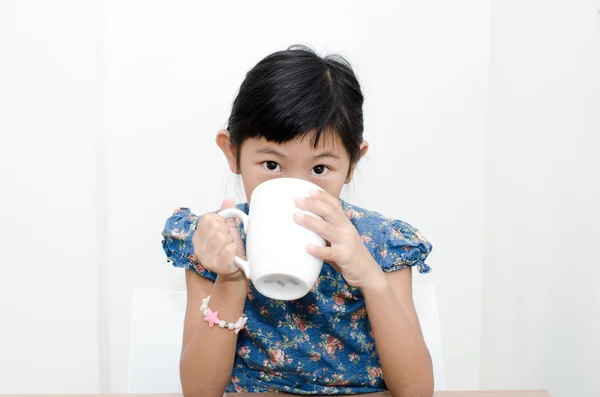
[340,199,433,274]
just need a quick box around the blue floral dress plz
[162,199,432,395]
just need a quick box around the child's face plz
[218,129,366,203]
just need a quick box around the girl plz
[162,45,434,397]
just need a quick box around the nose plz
[282,172,311,182]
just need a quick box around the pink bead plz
[234,316,248,334]
[204,308,220,328]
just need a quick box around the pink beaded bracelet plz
[200,296,247,334]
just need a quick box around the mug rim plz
[252,177,323,196]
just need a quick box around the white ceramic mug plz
[218,178,326,301]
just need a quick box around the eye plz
[312,165,328,175]
[263,161,281,172]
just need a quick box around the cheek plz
[312,178,346,200]
[240,176,258,202]
[324,186,345,199]
[239,165,274,202]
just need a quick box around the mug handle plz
[217,208,251,279]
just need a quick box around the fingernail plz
[309,190,321,197]
[294,212,305,220]
[296,197,306,205]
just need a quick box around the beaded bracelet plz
[200,296,247,334]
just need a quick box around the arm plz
[292,190,433,396]
[361,266,434,397]
[180,269,248,397]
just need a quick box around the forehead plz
[242,130,346,155]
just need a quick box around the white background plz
[0,1,598,396]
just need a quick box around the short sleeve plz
[378,219,433,274]
[161,207,217,282]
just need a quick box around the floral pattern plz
[162,199,432,394]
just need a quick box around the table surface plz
[0,392,551,397]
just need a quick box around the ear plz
[345,140,369,183]
[216,129,240,174]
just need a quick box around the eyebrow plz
[255,148,286,157]
[255,148,341,160]
[313,151,341,160]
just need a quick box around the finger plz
[229,226,246,257]
[219,198,242,235]
[216,242,239,274]
[197,213,230,236]
[294,212,339,242]
[296,194,346,228]
[196,219,230,247]
[306,243,337,262]
[194,214,227,251]
[196,212,218,230]
[309,189,344,210]
[224,217,240,236]
[205,231,234,259]
[208,218,230,233]
[213,203,245,256]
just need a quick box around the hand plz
[192,199,247,283]
[293,190,382,288]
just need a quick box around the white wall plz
[480,1,600,397]
[4,1,598,394]
[0,0,103,393]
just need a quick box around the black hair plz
[226,44,364,169]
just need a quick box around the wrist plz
[216,272,249,287]
[210,275,249,307]
[357,265,388,294]
[216,254,248,284]
[350,248,386,290]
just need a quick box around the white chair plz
[128,283,446,392]
[412,282,447,390]
[128,287,186,393]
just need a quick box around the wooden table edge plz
[0,391,552,397]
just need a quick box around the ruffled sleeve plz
[161,207,217,282]
[341,200,433,274]
[378,219,433,274]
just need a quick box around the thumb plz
[219,198,241,234]
[220,198,236,211]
